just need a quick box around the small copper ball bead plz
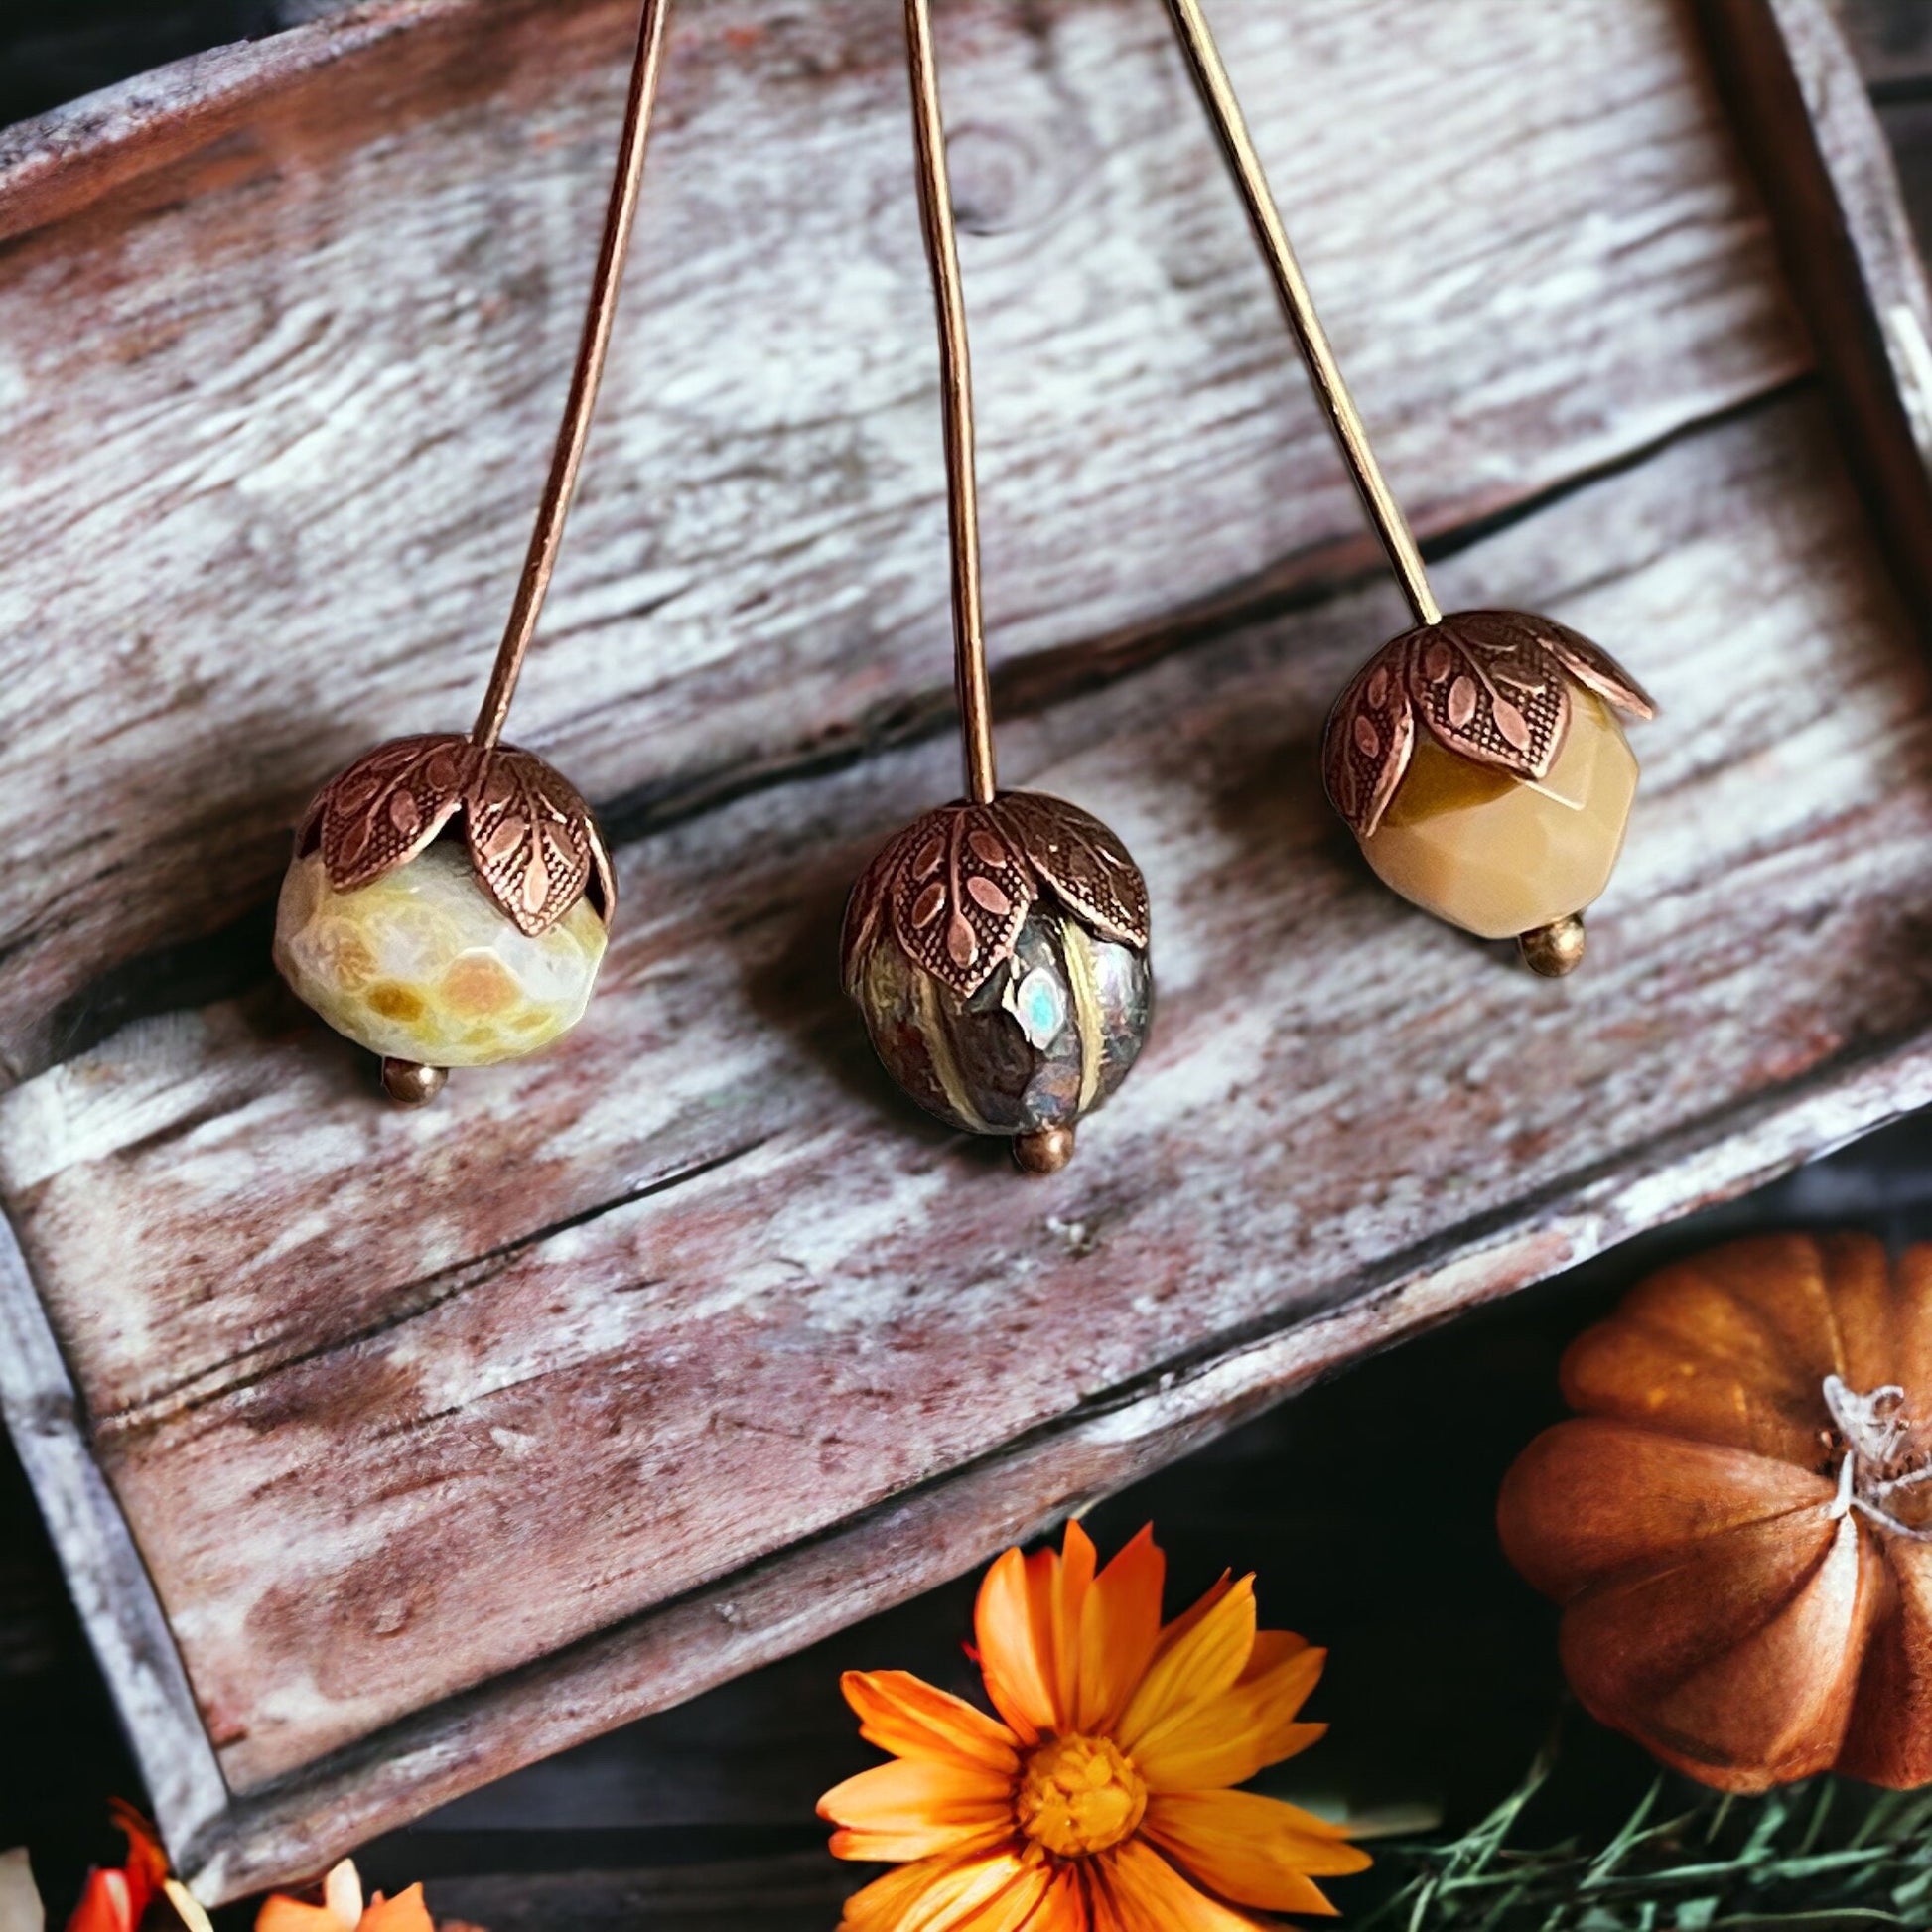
[1013,1126,1077,1175]
[1518,912,1587,979]
[381,1058,449,1107]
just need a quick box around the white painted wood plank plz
[0,0,1802,1072]
[9,393,1926,1793]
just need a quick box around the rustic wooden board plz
[6,0,1932,1904]
[0,0,1804,1078]
[38,377,1932,1813]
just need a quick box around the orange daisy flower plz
[63,1802,213,1932]
[819,1522,1369,1930]
[256,1860,431,1932]
[67,1804,171,1932]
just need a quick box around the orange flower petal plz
[840,1851,1047,1932]
[254,1901,345,1932]
[108,1805,167,1911]
[358,1888,433,1932]
[819,1757,1015,1861]
[66,1872,135,1932]
[1236,1629,1308,1686]
[1022,1548,1068,1731]
[829,1816,1013,1864]
[1074,1526,1166,1734]
[1239,1641,1327,1772]
[1151,1575,1232,1664]
[1135,1642,1328,1791]
[954,1857,1053,1932]
[323,1863,361,1931]
[1098,1838,1268,1931]
[841,1671,1021,1774]
[1145,1789,1369,1911]
[976,1549,1057,1744]
[1029,1864,1092,1932]
[1116,1578,1256,1756]
[839,1857,953,1932]
[163,1879,215,1932]
[1051,1522,1099,1734]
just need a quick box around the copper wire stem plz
[472,0,672,751]
[1162,0,1441,630]
[905,0,998,807]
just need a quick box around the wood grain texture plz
[0,0,1804,1078]
[1705,0,1932,614]
[4,0,1932,1902]
[18,385,1932,1849]
[1829,1,1932,265]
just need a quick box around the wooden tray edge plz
[0,1214,227,1856]
[6,0,1932,1900]
[169,1031,1932,1899]
[0,0,474,245]
[1700,0,1932,617]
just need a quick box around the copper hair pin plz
[840,0,1156,1174]
[1163,0,1655,976]
[273,0,671,1102]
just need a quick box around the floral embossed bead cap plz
[1323,609,1654,974]
[842,792,1154,1173]
[274,734,616,1102]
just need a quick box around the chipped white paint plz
[1888,301,1932,452]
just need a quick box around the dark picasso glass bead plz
[853,910,1153,1138]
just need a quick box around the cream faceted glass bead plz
[1360,689,1638,941]
[274,843,607,1066]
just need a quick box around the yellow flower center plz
[1013,1733,1148,1859]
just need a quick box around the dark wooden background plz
[5,2,1932,1926]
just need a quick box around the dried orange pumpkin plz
[1497,1231,1932,1791]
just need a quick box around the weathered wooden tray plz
[4,0,1932,1901]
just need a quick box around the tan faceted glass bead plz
[274,843,607,1067]
[1360,690,1638,941]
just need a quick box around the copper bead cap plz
[1321,610,1655,953]
[842,791,1154,1170]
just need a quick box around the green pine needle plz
[1356,1732,1932,1932]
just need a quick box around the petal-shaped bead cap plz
[1321,610,1654,945]
[276,735,615,1078]
[842,792,1155,1167]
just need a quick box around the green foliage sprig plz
[1361,1743,1932,1932]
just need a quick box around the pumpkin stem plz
[1822,1374,1932,1541]
[1829,1449,1856,1521]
